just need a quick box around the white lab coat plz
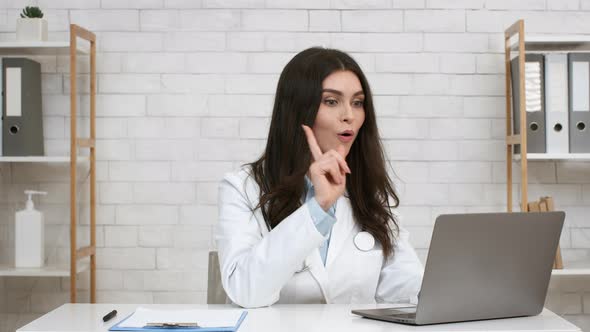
[215,168,424,308]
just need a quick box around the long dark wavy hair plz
[246,47,400,257]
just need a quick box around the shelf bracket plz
[77,138,95,148]
[76,245,96,259]
[506,135,521,145]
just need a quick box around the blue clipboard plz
[108,311,248,332]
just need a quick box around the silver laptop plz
[352,211,565,325]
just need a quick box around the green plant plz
[20,6,44,19]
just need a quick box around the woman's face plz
[312,70,366,158]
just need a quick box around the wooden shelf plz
[552,268,590,276]
[0,41,88,55]
[514,153,590,161]
[0,156,90,163]
[0,24,98,303]
[0,261,89,277]
[505,21,567,270]
[509,34,590,52]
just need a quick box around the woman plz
[215,47,423,308]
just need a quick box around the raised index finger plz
[301,125,323,161]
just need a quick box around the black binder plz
[511,54,546,154]
[568,53,590,153]
[2,58,44,156]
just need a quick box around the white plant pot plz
[16,18,48,41]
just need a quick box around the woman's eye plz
[353,100,364,107]
[324,99,338,106]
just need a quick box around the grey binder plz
[511,54,546,154]
[545,54,570,154]
[2,58,44,156]
[568,53,590,153]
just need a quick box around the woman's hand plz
[302,125,351,211]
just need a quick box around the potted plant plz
[16,6,47,41]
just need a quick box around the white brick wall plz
[2,1,590,331]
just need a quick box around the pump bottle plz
[15,190,47,268]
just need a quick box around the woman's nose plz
[342,104,354,122]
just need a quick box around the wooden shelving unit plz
[505,20,590,276]
[505,20,590,212]
[0,24,97,303]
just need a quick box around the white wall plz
[1,0,590,331]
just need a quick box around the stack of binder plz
[510,52,590,154]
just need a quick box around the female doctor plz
[215,47,423,308]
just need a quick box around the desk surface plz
[17,303,581,332]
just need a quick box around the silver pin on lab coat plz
[354,231,375,251]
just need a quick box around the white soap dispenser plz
[15,190,47,268]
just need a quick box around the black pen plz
[103,310,117,322]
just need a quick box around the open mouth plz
[337,130,355,142]
[338,130,354,137]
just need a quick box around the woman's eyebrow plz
[322,89,365,96]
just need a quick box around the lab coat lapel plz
[305,197,354,304]
[306,247,331,303]
[326,195,355,268]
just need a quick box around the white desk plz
[17,303,581,332]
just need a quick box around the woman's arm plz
[215,171,327,308]
[375,224,424,304]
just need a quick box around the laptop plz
[352,211,565,325]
